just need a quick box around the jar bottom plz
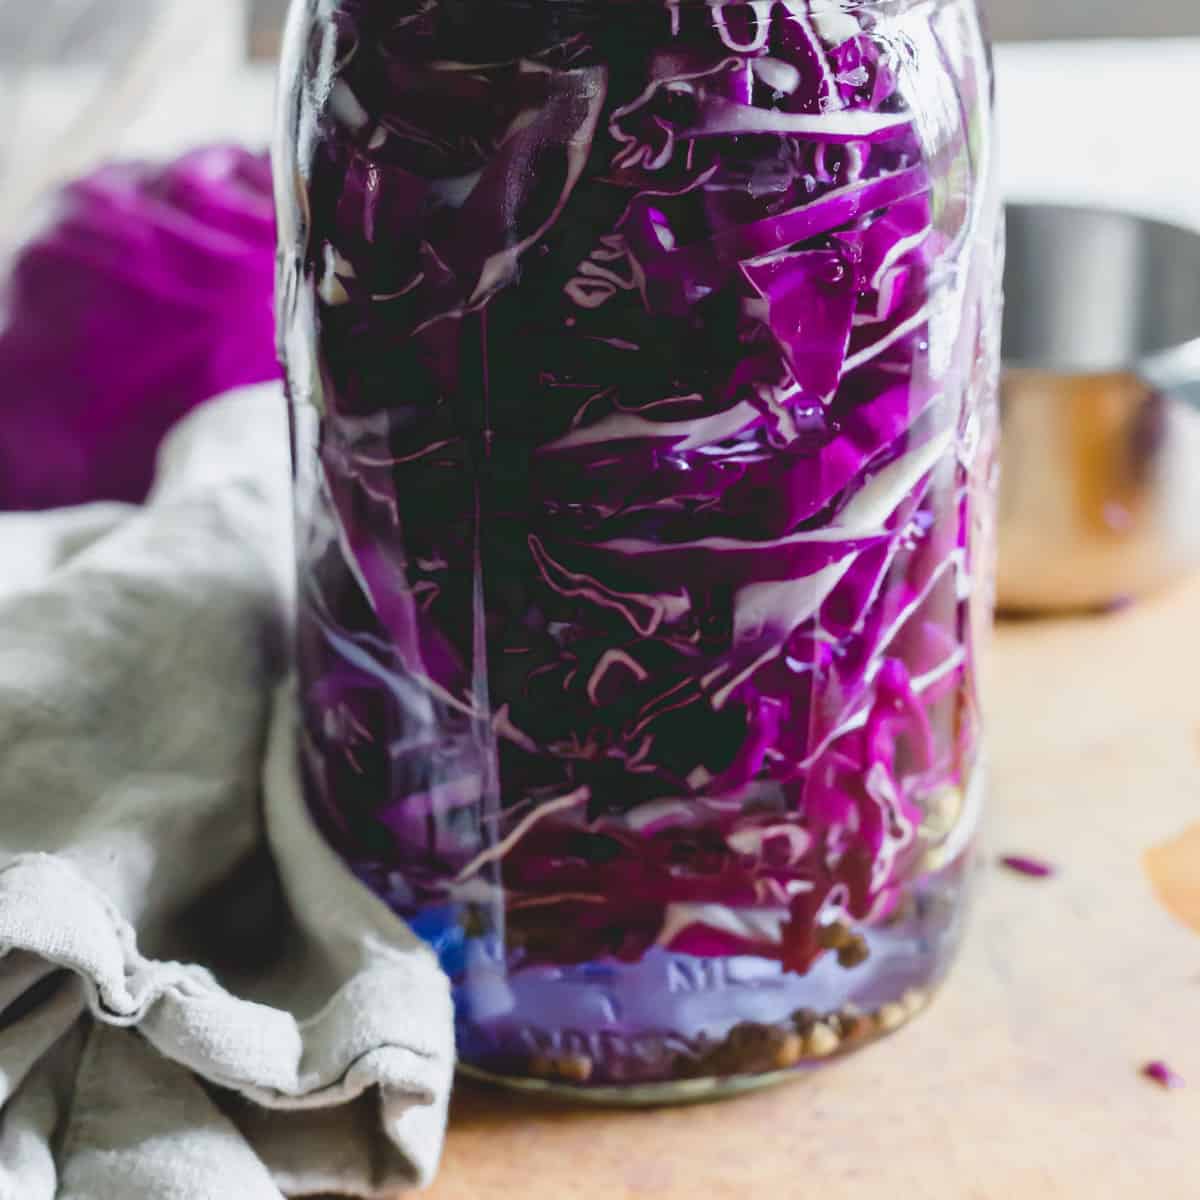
[457,989,938,1107]
[452,834,977,1101]
[458,1057,823,1107]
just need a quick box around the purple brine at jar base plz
[450,821,975,1098]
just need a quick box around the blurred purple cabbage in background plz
[0,145,279,511]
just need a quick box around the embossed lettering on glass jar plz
[275,0,1002,1100]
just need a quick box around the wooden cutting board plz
[428,575,1200,1200]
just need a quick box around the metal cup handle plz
[1140,344,1200,410]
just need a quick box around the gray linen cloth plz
[0,384,455,1199]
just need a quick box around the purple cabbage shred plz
[1143,1061,1186,1090]
[999,855,1056,880]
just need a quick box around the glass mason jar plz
[276,0,1001,1099]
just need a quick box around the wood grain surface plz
[427,574,1200,1200]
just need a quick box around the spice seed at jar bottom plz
[529,1054,555,1079]
[876,1003,907,1032]
[817,922,855,950]
[557,1054,595,1084]
[725,1022,778,1058]
[837,936,870,968]
[830,1007,863,1040]
[901,988,928,1016]
[806,1023,841,1058]
[791,1008,819,1035]
[773,1033,805,1070]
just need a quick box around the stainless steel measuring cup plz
[998,203,1200,613]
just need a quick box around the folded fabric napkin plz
[0,384,455,1199]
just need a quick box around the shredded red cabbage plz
[1143,1061,1186,1090]
[281,0,998,988]
[999,854,1056,880]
